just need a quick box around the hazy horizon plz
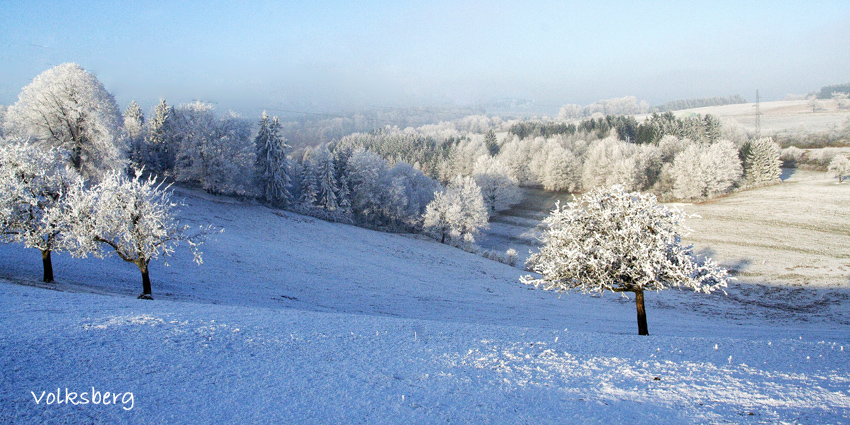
[1,1,848,118]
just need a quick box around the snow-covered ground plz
[635,99,850,134]
[1,182,849,423]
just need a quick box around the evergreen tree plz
[745,137,782,184]
[147,99,173,173]
[298,152,318,207]
[255,112,291,206]
[315,146,338,211]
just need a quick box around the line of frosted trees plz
[0,64,209,298]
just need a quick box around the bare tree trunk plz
[41,249,54,283]
[440,232,446,244]
[137,261,153,300]
[635,289,648,336]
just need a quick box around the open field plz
[636,100,850,135]
[680,169,850,288]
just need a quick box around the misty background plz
[1,1,848,118]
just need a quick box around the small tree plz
[62,169,210,299]
[423,175,488,246]
[808,95,820,113]
[828,155,850,183]
[0,142,82,282]
[522,185,730,335]
[745,137,782,184]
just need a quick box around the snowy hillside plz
[1,186,849,423]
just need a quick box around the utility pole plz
[754,90,762,139]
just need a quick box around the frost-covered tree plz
[346,148,388,221]
[671,140,742,200]
[541,145,580,192]
[744,137,781,184]
[483,129,499,156]
[171,103,255,195]
[522,185,730,335]
[255,112,291,206]
[472,155,521,214]
[314,145,339,211]
[582,137,646,191]
[808,95,820,113]
[146,99,173,173]
[828,155,850,183]
[833,92,849,110]
[298,150,318,207]
[386,161,440,222]
[0,142,82,282]
[62,170,209,299]
[423,175,488,246]
[124,100,145,168]
[3,63,125,180]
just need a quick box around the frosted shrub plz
[828,155,850,183]
[522,185,730,335]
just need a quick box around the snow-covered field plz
[636,99,850,135]
[1,182,849,423]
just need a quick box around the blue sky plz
[1,0,848,116]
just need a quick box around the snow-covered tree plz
[833,92,849,109]
[483,129,499,156]
[346,148,388,221]
[522,185,730,335]
[62,170,210,299]
[828,155,850,183]
[744,137,781,184]
[0,142,82,282]
[808,95,820,113]
[423,175,488,246]
[472,155,521,214]
[298,150,318,207]
[146,99,173,173]
[171,103,255,195]
[314,145,339,211]
[255,112,291,206]
[3,63,125,180]
[386,161,440,222]
[671,140,742,200]
[124,100,146,168]
[541,144,581,192]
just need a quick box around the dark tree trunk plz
[635,289,648,336]
[440,232,446,244]
[41,249,54,283]
[138,261,153,300]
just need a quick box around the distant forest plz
[817,83,850,99]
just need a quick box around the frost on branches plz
[0,141,82,282]
[828,155,850,183]
[423,175,488,247]
[3,63,124,181]
[521,185,730,335]
[63,170,212,299]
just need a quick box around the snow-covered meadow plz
[1,178,849,423]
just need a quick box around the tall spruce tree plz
[255,112,291,207]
